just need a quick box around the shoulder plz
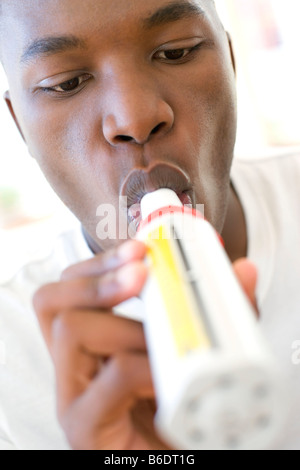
[0,209,92,318]
[0,210,87,449]
[0,208,91,288]
[232,151,300,180]
[231,151,300,209]
[230,151,300,303]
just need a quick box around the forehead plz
[2,0,212,28]
[1,0,220,79]
[1,1,214,48]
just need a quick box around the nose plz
[102,71,174,146]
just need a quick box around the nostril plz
[116,135,134,143]
[151,123,164,135]
[113,122,167,145]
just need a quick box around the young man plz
[0,0,300,450]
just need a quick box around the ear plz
[226,31,236,75]
[3,90,26,142]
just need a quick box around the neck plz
[221,183,248,263]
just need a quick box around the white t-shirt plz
[0,153,300,450]
[231,153,300,450]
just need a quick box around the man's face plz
[2,0,237,250]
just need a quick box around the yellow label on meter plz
[146,224,212,357]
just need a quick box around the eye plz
[42,74,91,94]
[154,43,202,63]
[57,77,81,92]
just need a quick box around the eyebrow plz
[143,1,205,29]
[20,2,204,64]
[20,35,86,64]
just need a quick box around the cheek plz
[20,99,117,219]
[24,100,92,167]
[190,63,236,144]
[171,60,237,230]
[175,61,236,174]
[170,50,236,146]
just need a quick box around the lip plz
[120,162,194,227]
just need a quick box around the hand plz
[34,241,258,450]
[34,240,169,450]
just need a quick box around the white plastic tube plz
[137,188,286,450]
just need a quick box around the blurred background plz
[0,0,300,230]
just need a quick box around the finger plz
[59,352,157,450]
[52,311,146,409]
[55,344,153,418]
[52,308,146,364]
[50,311,147,414]
[34,261,148,348]
[61,240,147,281]
[83,353,154,423]
[233,258,259,315]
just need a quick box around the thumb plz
[232,258,259,317]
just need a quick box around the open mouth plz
[127,190,193,230]
[121,163,194,230]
